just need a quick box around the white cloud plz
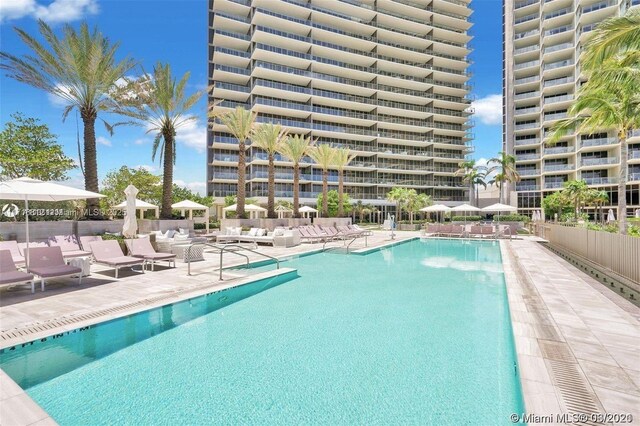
[0,0,99,23]
[135,165,156,173]
[175,120,207,153]
[475,157,498,183]
[96,136,111,147]
[471,94,502,126]
[133,138,150,145]
[174,180,207,196]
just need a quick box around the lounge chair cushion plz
[0,270,34,285]
[165,230,176,239]
[256,229,266,237]
[98,256,147,267]
[60,249,92,258]
[29,264,81,278]
[248,228,259,237]
[132,252,176,261]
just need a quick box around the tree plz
[317,190,351,218]
[0,21,137,216]
[172,185,212,208]
[279,134,314,218]
[455,160,487,207]
[100,166,162,211]
[308,144,335,217]
[404,190,432,225]
[550,11,640,234]
[117,63,205,218]
[562,180,590,221]
[386,187,409,221]
[586,189,609,224]
[0,113,75,181]
[211,107,257,218]
[353,201,374,223]
[333,148,357,217]
[542,191,571,221]
[488,152,520,204]
[251,122,289,218]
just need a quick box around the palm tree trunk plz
[267,153,275,218]
[236,140,246,218]
[81,110,100,218]
[322,169,328,217]
[498,182,503,205]
[293,163,300,218]
[160,131,174,219]
[619,134,628,234]
[470,182,474,206]
[338,169,344,217]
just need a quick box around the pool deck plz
[1,233,638,425]
[501,239,640,425]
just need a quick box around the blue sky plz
[0,0,503,193]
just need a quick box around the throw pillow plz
[179,228,188,235]
[165,230,176,239]
[273,229,285,237]
[256,228,266,237]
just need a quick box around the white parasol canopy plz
[420,204,452,212]
[450,203,481,212]
[0,177,105,266]
[172,200,210,232]
[122,185,139,238]
[298,205,318,219]
[223,203,267,219]
[607,209,616,222]
[482,203,518,213]
[113,198,159,219]
[274,204,293,219]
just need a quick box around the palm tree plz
[251,123,289,218]
[581,10,640,70]
[308,144,335,217]
[404,191,432,225]
[332,148,357,217]
[456,161,488,207]
[587,189,609,224]
[550,63,640,234]
[117,63,204,218]
[279,134,314,218]
[562,180,590,221]
[386,187,408,222]
[211,107,257,218]
[0,20,136,216]
[489,152,521,204]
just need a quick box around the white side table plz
[67,256,91,277]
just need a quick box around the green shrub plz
[494,214,530,223]
[628,225,640,237]
[451,215,482,221]
[194,222,220,230]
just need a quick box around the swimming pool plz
[1,239,524,424]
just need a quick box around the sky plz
[0,0,504,194]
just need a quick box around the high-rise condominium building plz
[504,0,640,216]
[208,0,473,214]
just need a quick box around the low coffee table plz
[171,244,204,263]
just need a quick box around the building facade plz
[208,0,474,212]
[503,0,640,216]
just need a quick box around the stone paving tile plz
[503,239,640,420]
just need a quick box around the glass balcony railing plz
[515,138,541,146]
[515,122,540,130]
[515,44,540,55]
[580,137,617,147]
[583,0,616,14]
[544,7,571,20]
[516,153,541,160]
[544,181,566,188]
[517,169,541,176]
[544,94,573,104]
[515,0,538,8]
[582,177,618,185]
[545,25,573,37]
[629,150,640,159]
[544,163,574,171]
[544,146,574,154]
[515,29,539,39]
[629,172,640,181]
[516,106,541,115]
[544,111,568,121]
[253,97,311,112]
[580,157,618,166]
[515,75,540,85]
[543,59,574,71]
[543,76,574,87]
[516,183,540,191]
[543,42,573,55]
[515,13,539,24]
[515,59,540,70]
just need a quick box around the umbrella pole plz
[25,196,30,269]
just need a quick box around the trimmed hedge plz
[494,214,530,222]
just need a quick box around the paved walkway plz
[502,239,640,424]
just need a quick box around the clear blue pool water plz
[1,239,524,425]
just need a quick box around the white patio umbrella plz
[113,198,159,219]
[450,203,482,224]
[274,204,293,219]
[607,208,616,222]
[420,204,451,223]
[172,199,210,232]
[223,203,267,219]
[123,185,138,238]
[299,205,318,219]
[635,208,640,218]
[482,203,518,222]
[0,177,105,266]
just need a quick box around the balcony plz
[515,138,541,146]
[543,111,567,121]
[583,0,616,14]
[515,59,540,70]
[629,150,640,159]
[543,59,574,71]
[515,122,540,131]
[515,29,539,40]
[517,169,541,176]
[515,75,540,85]
[516,183,540,191]
[543,76,574,88]
[544,94,573,104]
[516,153,541,161]
[543,42,573,55]
[629,172,640,181]
[516,106,541,115]
[544,163,574,171]
[582,177,618,185]
[515,91,540,100]
[544,181,566,189]
[515,13,539,25]
[515,44,540,55]
[545,25,573,37]
[580,137,618,148]
[515,0,539,9]
[544,7,571,20]
[580,157,618,166]
[544,146,574,154]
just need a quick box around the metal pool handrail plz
[185,242,280,280]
